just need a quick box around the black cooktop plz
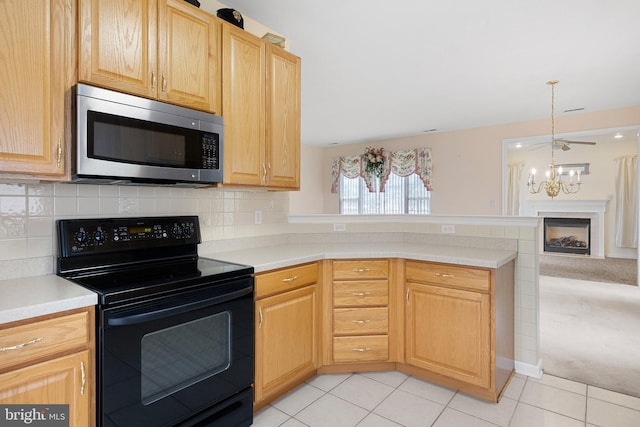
[67,257,253,306]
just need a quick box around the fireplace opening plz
[543,217,591,255]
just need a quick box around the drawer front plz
[333,336,388,363]
[333,307,388,335]
[333,280,388,307]
[405,261,490,292]
[0,310,91,372]
[333,260,389,280]
[255,262,318,299]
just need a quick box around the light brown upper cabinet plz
[79,0,221,113]
[221,23,301,189]
[0,0,71,179]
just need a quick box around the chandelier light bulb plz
[557,166,563,175]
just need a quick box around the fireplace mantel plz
[525,199,609,258]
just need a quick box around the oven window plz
[140,311,232,405]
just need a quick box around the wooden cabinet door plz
[405,282,491,388]
[255,285,317,403]
[79,0,158,98]
[266,45,300,189]
[222,24,266,186]
[0,350,91,427]
[0,0,66,176]
[159,0,220,113]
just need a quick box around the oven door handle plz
[106,284,253,327]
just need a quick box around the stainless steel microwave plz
[73,84,223,186]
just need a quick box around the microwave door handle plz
[107,284,253,327]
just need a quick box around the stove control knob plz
[172,224,184,237]
[183,223,194,237]
[94,230,107,243]
[74,231,87,244]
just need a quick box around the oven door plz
[99,278,254,427]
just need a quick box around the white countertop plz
[0,275,97,324]
[204,242,517,273]
[0,242,516,325]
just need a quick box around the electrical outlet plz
[254,211,262,225]
[333,223,346,232]
[441,224,455,234]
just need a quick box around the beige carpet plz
[540,275,640,398]
[539,254,637,286]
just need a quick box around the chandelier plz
[527,80,582,198]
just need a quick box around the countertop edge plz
[205,243,518,273]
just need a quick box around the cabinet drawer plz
[333,260,389,280]
[333,308,388,335]
[0,310,91,372]
[255,262,318,299]
[405,261,490,292]
[333,336,388,363]
[333,280,388,307]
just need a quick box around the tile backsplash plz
[0,182,289,279]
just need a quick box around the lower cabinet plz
[0,351,91,424]
[403,260,514,402]
[0,307,95,427]
[253,257,514,406]
[254,263,319,408]
[405,281,491,387]
[329,260,392,364]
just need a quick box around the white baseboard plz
[515,359,543,379]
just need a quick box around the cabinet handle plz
[0,337,43,352]
[352,268,371,273]
[80,360,86,396]
[282,276,298,283]
[352,347,372,352]
[151,71,156,91]
[258,307,263,328]
[405,288,410,304]
[56,138,62,168]
[262,163,267,181]
[162,74,167,93]
[351,320,370,324]
[351,292,371,297]
[435,273,455,278]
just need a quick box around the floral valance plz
[331,147,433,193]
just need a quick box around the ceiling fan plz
[552,138,597,151]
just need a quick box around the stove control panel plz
[57,216,201,255]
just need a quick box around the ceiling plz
[215,0,640,147]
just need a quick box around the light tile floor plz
[252,371,640,427]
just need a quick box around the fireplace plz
[543,217,591,255]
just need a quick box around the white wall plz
[308,106,640,216]
[288,144,324,214]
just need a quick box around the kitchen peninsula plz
[200,229,517,406]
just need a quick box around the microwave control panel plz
[201,134,219,169]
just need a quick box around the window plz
[339,173,430,214]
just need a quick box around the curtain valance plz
[331,147,433,193]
